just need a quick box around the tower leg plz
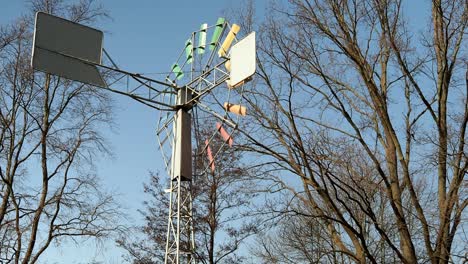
[164,176,195,264]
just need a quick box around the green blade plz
[198,23,207,55]
[185,39,193,64]
[172,63,184,80]
[210,17,225,50]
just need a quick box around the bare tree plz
[232,0,467,263]
[116,172,168,264]
[193,122,257,264]
[0,1,122,263]
[118,121,257,264]
[253,199,347,264]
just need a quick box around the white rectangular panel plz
[229,32,256,87]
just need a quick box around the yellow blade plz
[224,102,246,116]
[218,24,240,57]
[225,60,231,71]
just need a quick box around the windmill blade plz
[205,139,215,173]
[185,39,193,64]
[223,102,246,116]
[171,63,184,80]
[198,23,207,54]
[216,122,233,147]
[225,60,231,71]
[218,24,240,57]
[210,18,225,50]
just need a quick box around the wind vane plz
[31,11,255,264]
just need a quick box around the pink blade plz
[205,139,215,173]
[216,122,233,147]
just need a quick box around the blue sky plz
[0,0,432,263]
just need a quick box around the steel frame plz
[31,13,250,264]
[164,174,195,264]
[163,63,230,264]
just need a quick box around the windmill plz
[31,12,255,264]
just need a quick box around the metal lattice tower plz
[165,173,195,263]
[164,87,196,263]
[30,12,255,264]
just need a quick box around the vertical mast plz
[165,87,195,264]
